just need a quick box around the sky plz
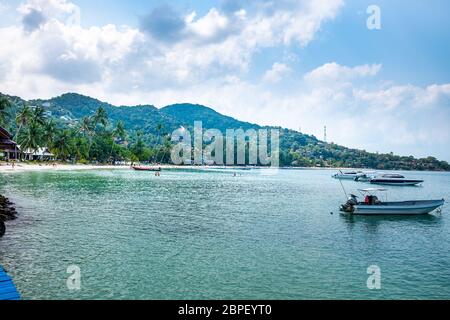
[0,0,450,160]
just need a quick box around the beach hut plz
[0,127,19,161]
[19,146,55,161]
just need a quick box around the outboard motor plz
[340,194,358,213]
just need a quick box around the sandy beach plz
[0,163,252,173]
[0,163,130,173]
[0,162,342,173]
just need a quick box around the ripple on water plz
[0,169,449,299]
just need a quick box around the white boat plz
[354,171,377,182]
[340,188,444,215]
[369,173,423,186]
[332,170,365,180]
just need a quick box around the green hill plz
[1,92,449,170]
[161,103,260,132]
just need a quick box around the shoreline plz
[0,162,448,174]
[0,194,17,238]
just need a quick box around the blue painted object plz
[0,266,20,300]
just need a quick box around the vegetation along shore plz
[1,92,449,171]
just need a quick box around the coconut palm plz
[93,106,108,127]
[78,116,93,136]
[15,105,33,141]
[109,120,127,163]
[53,130,72,161]
[17,121,42,160]
[42,119,57,149]
[114,120,126,141]
[31,106,46,126]
[77,116,95,156]
[0,97,11,126]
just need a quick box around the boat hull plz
[370,179,423,186]
[132,166,161,172]
[333,175,362,180]
[353,200,444,215]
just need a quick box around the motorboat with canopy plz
[340,188,444,215]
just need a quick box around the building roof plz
[17,146,54,156]
[0,126,12,140]
[0,127,17,152]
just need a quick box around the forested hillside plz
[1,92,449,170]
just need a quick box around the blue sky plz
[1,0,450,160]
[40,0,450,85]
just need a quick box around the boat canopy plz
[381,174,405,178]
[358,188,388,192]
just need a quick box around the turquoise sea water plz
[0,168,449,300]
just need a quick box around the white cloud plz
[304,62,382,85]
[18,0,80,31]
[1,0,343,96]
[186,8,230,41]
[263,62,292,83]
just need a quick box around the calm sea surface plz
[1,168,449,299]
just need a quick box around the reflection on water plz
[341,212,442,234]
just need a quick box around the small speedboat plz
[370,174,423,186]
[340,188,444,215]
[131,165,162,172]
[354,174,371,182]
[332,170,365,180]
[354,171,377,182]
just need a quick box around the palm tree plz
[53,130,72,161]
[78,116,94,158]
[132,131,145,163]
[73,135,89,161]
[18,121,42,160]
[31,106,46,126]
[42,119,57,150]
[109,120,126,163]
[93,106,108,127]
[0,97,11,126]
[78,116,93,136]
[114,120,126,141]
[15,105,33,141]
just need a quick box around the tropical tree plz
[53,130,72,161]
[15,105,33,141]
[131,131,150,162]
[31,106,46,126]
[93,106,108,127]
[0,97,11,126]
[17,121,42,159]
[72,135,89,161]
[113,120,126,141]
[109,120,126,163]
[78,116,95,156]
[42,119,57,149]
[78,116,93,136]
